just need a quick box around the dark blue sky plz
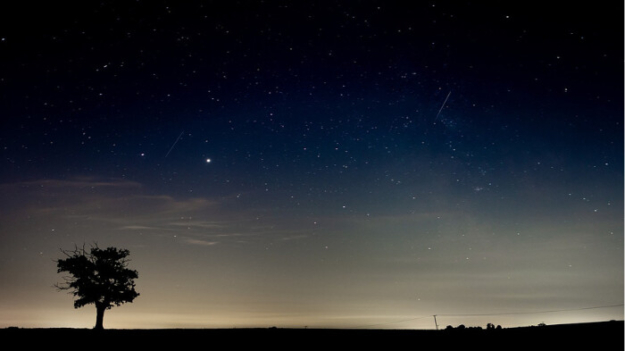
[0,1,622,329]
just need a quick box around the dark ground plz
[2,321,622,349]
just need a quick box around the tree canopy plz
[56,245,139,329]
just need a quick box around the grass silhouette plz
[2,320,622,349]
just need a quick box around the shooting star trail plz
[434,91,451,122]
[165,131,184,158]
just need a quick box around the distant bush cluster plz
[445,323,502,331]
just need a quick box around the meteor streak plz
[165,131,184,158]
[434,91,451,122]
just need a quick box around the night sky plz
[0,2,622,329]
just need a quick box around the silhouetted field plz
[2,321,622,349]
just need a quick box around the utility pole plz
[433,315,439,330]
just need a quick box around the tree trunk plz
[95,304,105,330]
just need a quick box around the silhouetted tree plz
[55,245,139,330]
